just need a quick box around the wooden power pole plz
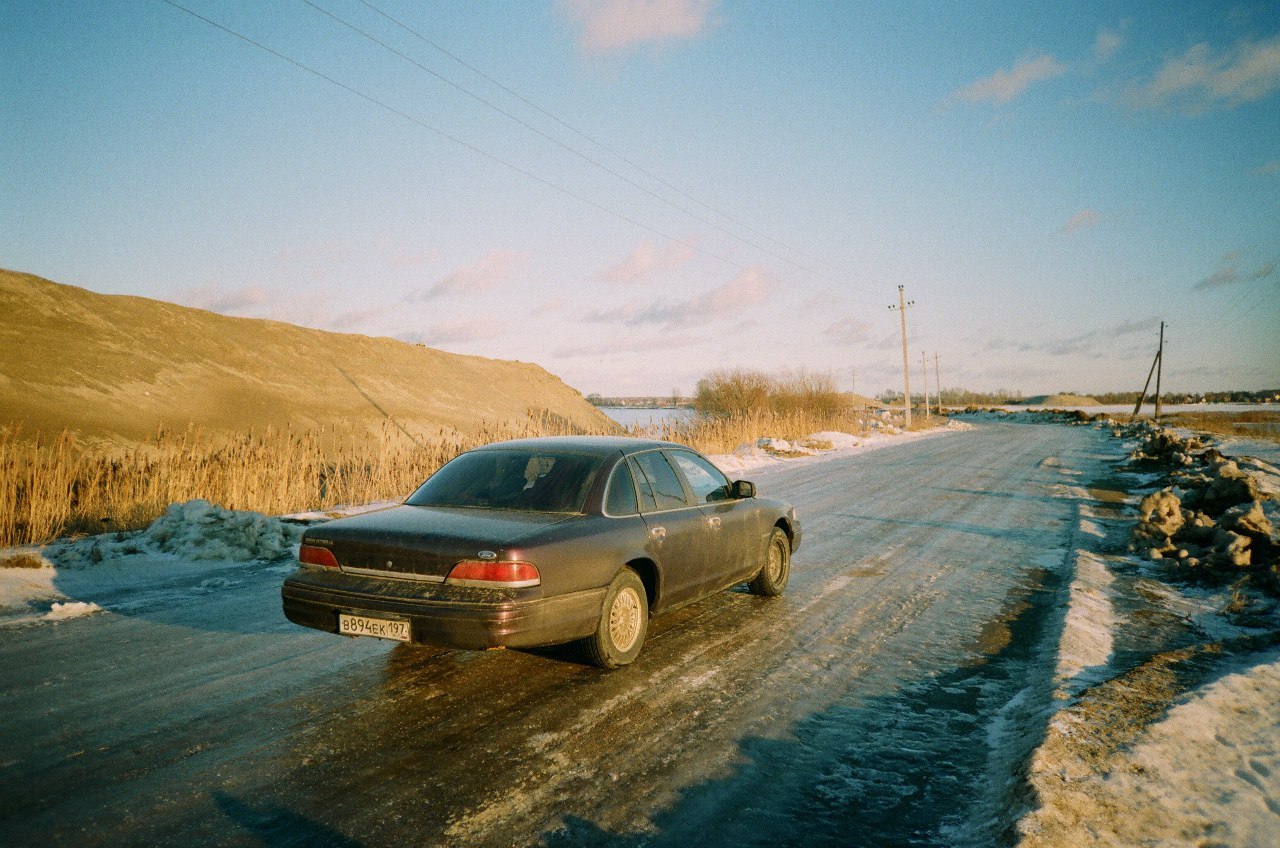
[933,352,942,414]
[921,351,931,420]
[1130,321,1166,422]
[1154,321,1165,421]
[889,286,914,428]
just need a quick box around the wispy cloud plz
[1194,257,1277,290]
[586,267,774,328]
[822,316,872,344]
[560,0,719,56]
[399,318,504,346]
[597,239,696,283]
[1251,159,1280,176]
[182,283,270,315]
[1059,209,1101,236]
[953,54,1068,105]
[1124,34,1280,114]
[1094,26,1125,62]
[981,318,1153,358]
[409,250,528,301]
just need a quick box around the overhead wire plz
[296,0,875,294]
[157,0,833,294]
[356,0,854,280]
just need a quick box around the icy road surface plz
[3,422,1126,847]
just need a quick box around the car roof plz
[468,435,686,458]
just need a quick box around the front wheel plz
[582,568,648,668]
[749,527,791,596]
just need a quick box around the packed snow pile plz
[43,499,306,568]
[709,419,974,475]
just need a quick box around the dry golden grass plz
[627,408,887,455]
[1163,410,1280,443]
[0,410,616,548]
[2,404,941,549]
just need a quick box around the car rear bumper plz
[281,567,606,650]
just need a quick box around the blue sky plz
[4,0,1278,397]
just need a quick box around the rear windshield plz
[406,449,605,513]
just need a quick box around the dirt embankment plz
[0,269,615,446]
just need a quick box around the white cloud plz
[560,0,719,56]
[400,318,504,345]
[1250,159,1280,176]
[182,283,270,315]
[954,54,1068,105]
[597,239,696,283]
[1094,26,1125,62]
[1060,209,1101,236]
[585,267,775,327]
[1125,34,1280,113]
[412,250,528,300]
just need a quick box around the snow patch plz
[1053,550,1115,696]
[709,420,975,476]
[44,600,102,622]
[44,499,305,568]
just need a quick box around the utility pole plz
[933,352,942,414]
[889,285,914,428]
[1154,321,1165,422]
[921,351,931,420]
[1129,321,1165,422]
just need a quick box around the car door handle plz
[705,516,722,529]
[649,526,666,541]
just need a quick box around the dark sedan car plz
[281,436,801,667]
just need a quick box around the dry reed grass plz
[1163,410,1280,443]
[1,404,936,549]
[0,410,616,548]
[627,408,883,455]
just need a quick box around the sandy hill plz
[1016,393,1102,406]
[0,269,616,445]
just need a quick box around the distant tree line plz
[874,387,1280,406]
[878,387,1025,406]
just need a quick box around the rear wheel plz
[749,527,790,596]
[583,568,648,668]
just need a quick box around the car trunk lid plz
[302,505,574,580]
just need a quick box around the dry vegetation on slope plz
[0,269,614,447]
[0,268,621,546]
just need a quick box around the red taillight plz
[299,544,340,568]
[446,560,540,588]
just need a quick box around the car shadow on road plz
[539,566,1070,848]
[214,792,367,848]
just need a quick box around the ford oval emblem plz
[477,550,498,560]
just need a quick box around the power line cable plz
[357,0,854,280]
[298,0,871,292]
[157,0,879,301]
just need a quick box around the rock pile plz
[1126,425,1278,589]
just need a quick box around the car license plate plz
[338,613,410,642]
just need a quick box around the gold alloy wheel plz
[609,586,642,653]
[767,537,784,581]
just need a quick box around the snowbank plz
[1015,419,1280,846]
[709,419,975,476]
[2,500,307,627]
[43,499,305,569]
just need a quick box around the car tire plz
[749,527,790,597]
[583,568,648,668]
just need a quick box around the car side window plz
[630,451,690,512]
[605,461,639,516]
[669,450,731,503]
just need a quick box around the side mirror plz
[731,480,755,499]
